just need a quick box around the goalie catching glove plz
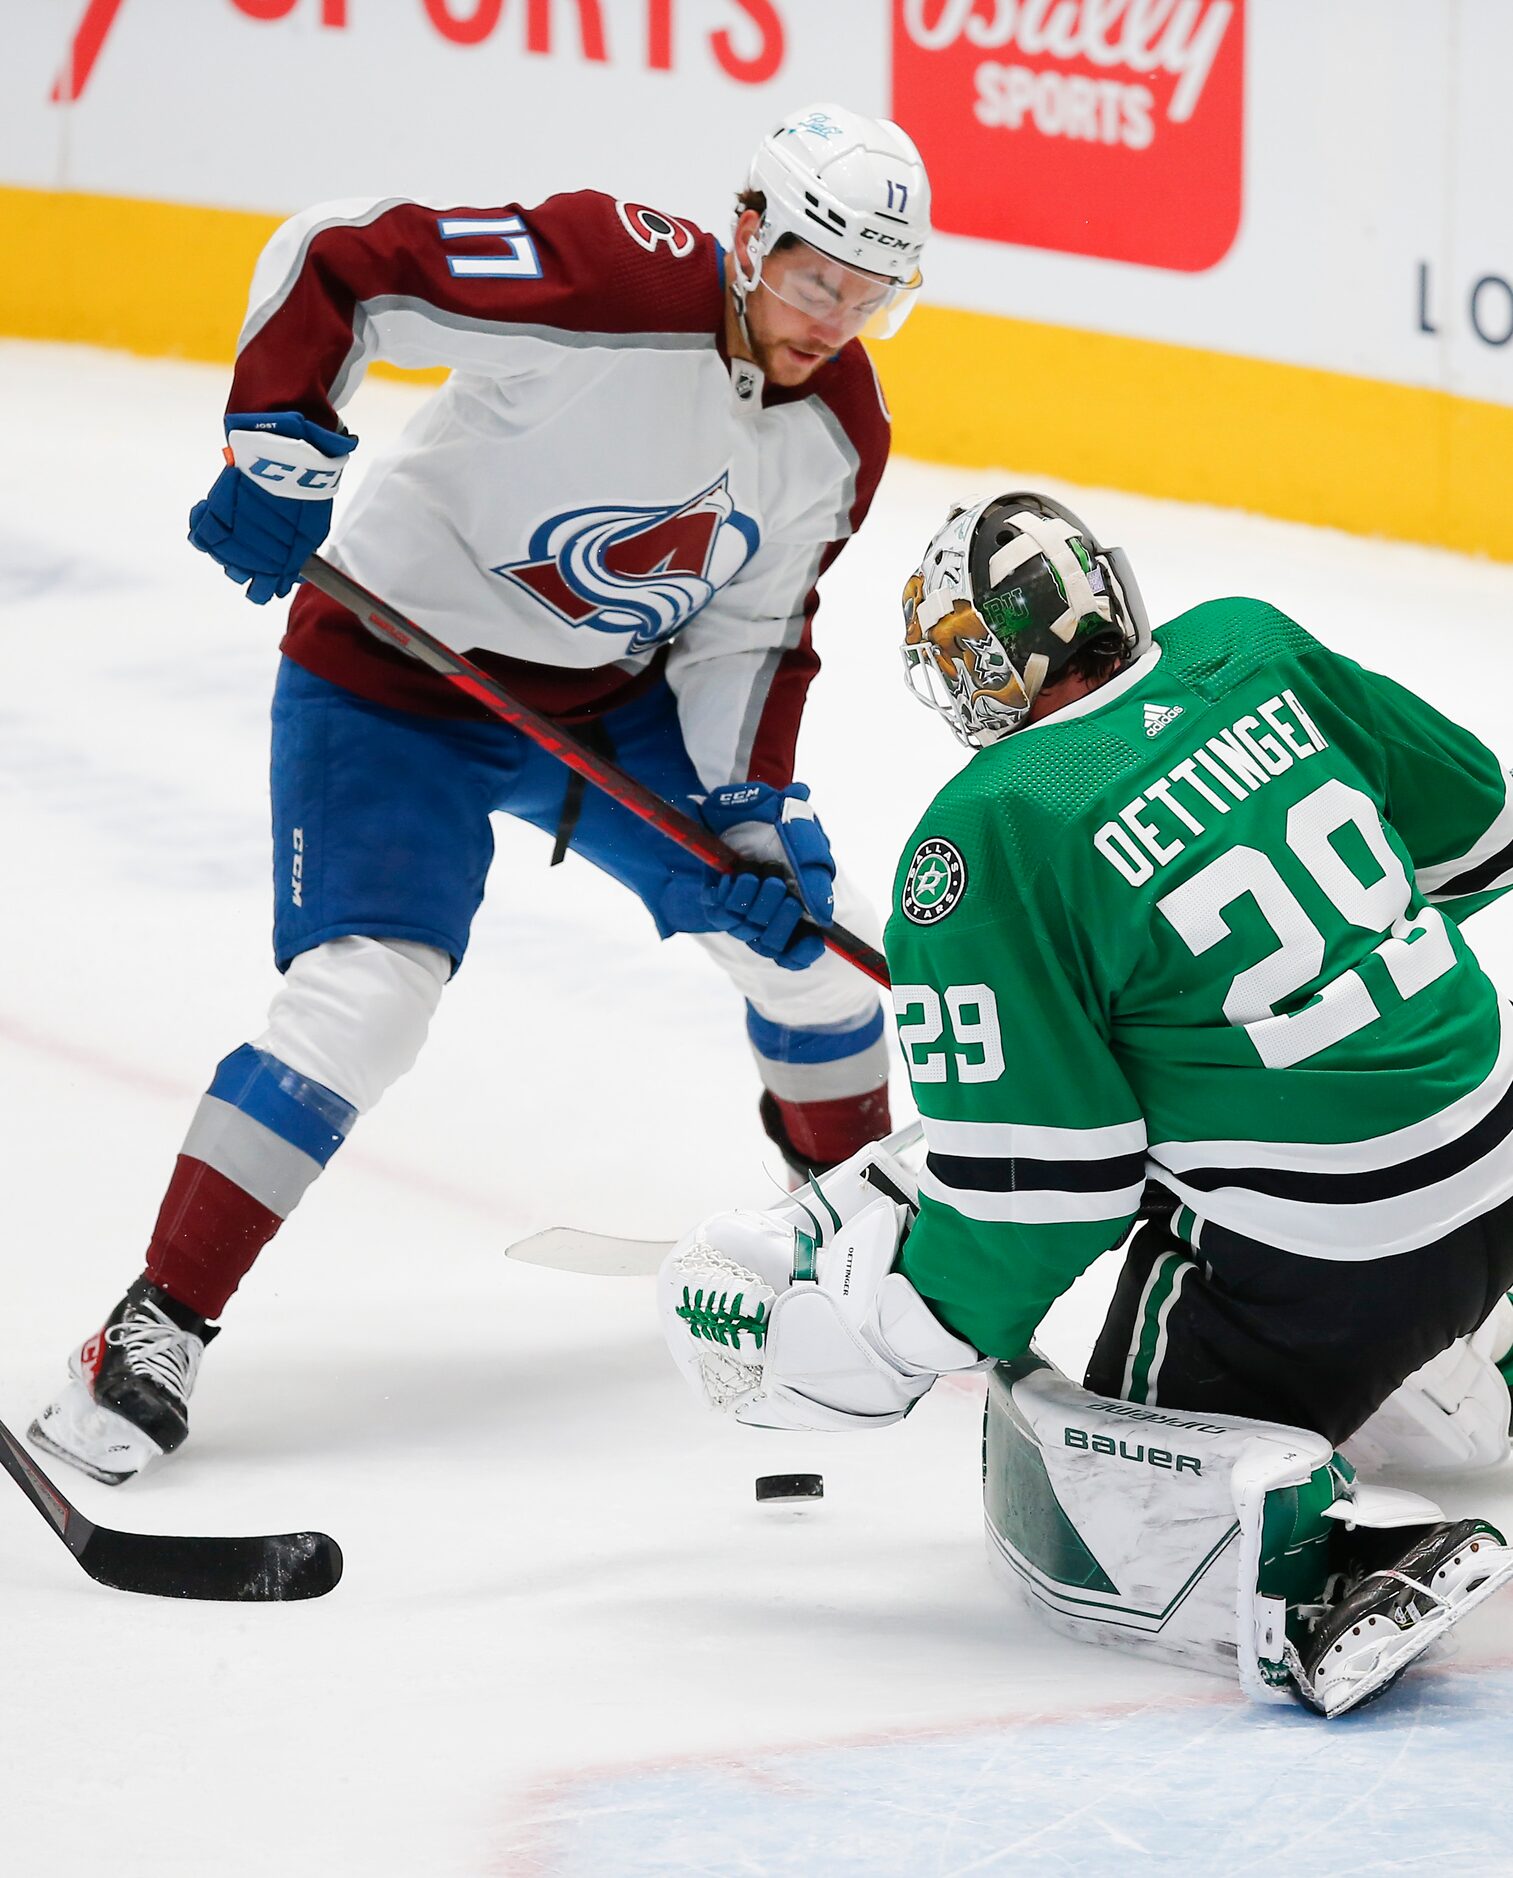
[658,1135,983,1430]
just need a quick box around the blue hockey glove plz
[682,782,836,972]
[703,870,818,969]
[187,411,357,605]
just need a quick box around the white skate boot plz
[30,1278,218,1485]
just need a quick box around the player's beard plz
[736,281,835,385]
[748,325,832,387]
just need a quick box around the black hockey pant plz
[1084,1191,1513,1444]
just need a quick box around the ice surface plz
[504,1667,1513,1874]
[3,342,1512,1876]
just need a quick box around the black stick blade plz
[74,1525,343,1602]
[2,1416,343,1602]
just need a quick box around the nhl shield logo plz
[494,475,759,652]
[902,837,967,924]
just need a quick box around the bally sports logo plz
[892,0,1245,271]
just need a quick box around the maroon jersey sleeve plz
[228,190,724,427]
[744,345,891,785]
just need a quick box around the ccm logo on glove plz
[225,429,350,499]
[188,409,357,605]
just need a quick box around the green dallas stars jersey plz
[887,597,1513,1358]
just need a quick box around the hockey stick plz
[0,1418,342,1602]
[506,1229,674,1278]
[505,1119,927,1275]
[300,554,890,987]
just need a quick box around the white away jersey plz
[227,191,889,788]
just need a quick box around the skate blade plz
[1314,1609,1455,1717]
[28,1381,164,1488]
[1315,1546,1513,1717]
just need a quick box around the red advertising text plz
[892,0,1245,272]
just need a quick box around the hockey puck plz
[755,1472,824,1504]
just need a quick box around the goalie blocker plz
[660,1133,1513,1718]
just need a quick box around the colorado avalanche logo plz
[494,476,759,652]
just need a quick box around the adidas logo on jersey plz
[1143,702,1184,737]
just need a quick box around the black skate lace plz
[106,1304,199,1405]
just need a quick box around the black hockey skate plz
[1296,1518,1513,1717]
[29,1278,219,1486]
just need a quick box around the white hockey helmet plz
[738,102,931,339]
[901,492,1152,748]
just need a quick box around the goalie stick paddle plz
[507,1228,673,1278]
[300,554,890,989]
[505,1120,928,1276]
[0,1419,342,1602]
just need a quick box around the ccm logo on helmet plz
[861,227,912,250]
[617,200,698,258]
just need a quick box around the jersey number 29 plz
[892,983,1005,1084]
[1157,777,1456,1069]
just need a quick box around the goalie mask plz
[901,492,1151,749]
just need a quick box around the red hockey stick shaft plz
[299,554,890,987]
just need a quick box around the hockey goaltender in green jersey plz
[660,490,1513,1719]
[891,567,1513,1366]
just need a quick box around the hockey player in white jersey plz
[661,491,1513,1718]
[30,104,930,1486]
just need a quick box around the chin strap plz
[730,218,770,357]
[731,281,755,356]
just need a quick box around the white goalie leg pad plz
[658,1190,979,1430]
[982,1356,1343,1703]
[253,937,450,1113]
[1341,1294,1513,1477]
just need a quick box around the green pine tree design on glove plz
[676,1286,769,1352]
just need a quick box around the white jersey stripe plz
[1160,1138,1513,1259]
[923,1114,1149,1161]
[330,298,720,407]
[1415,777,1513,893]
[1428,859,1513,904]
[1151,1000,1513,1178]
